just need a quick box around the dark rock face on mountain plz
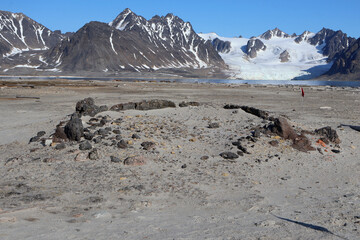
[43,9,225,73]
[294,31,312,44]
[280,50,290,62]
[325,38,360,79]
[259,28,290,40]
[309,28,356,62]
[246,38,266,58]
[211,38,231,53]
[0,10,64,57]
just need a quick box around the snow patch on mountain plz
[199,32,332,80]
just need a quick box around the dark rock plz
[269,140,279,147]
[135,99,176,110]
[99,119,107,127]
[93,137,102,144]
[105,127,112,132]
[179,101,200,107]
[208,122,220,128]
[88,149,99,160]
[331,149,341,154]
[270,117,297,140]
[233,141,250,154]
[224,104,241,109]
[280,50,290,62]
[64,114,84,141]
[84,132,94,140]
[79,141,92,150]
[113,129,121,134]
[246,38,266,58]
[123,156,146,166]
[53,122,68,142]
[110,156,121,163]
[29,136,40,143]
[117,140,128,149]
[253,129,261,138]
[55,142,66,150]
[220,152,239,160]
[132,134,141,139]
[75,98,108,117]
[200,156,209,160]
[115,135,122,140]
[37,131,46,137]
[292,135,315,152]
[315,126,341,144]
[110,102,136,111]
[97,128,109,136]
[181,164,187,169]
[211,38,231,53]
[111,99,176,111]
[141,141,156,150]
[237,151,244,156]
[240,106,269,119]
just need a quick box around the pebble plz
[37,131,46,137]
[29,136,40,143]
[88,149,99,160]
[123,156,146,166]
[55,142,66,150]
[117,140,128,149]
[84,132,94,140]
[208,123,220,129]
[132,133,141,139]
[331,149,341,154]
[141,141,155,150]
[200,156,209,160]
[75,152,88,161]
[220,152,239,160]
[93,137,102,144]
[110,156,121,163]
[79,141,92,150]
[113,129,121,134]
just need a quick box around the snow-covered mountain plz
[199,28,354,80]
[43,9,225,73]
[0,10,64,57]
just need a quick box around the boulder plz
[270,117,297,140]
[315,126,341,144]
[76,97,108,117]
[64,114,84,141]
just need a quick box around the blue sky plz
[2,0,360,38]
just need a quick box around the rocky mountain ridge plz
[0,10,64,57]
[325,37,360,79]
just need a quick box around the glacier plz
[199,33,332,80]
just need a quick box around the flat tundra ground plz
[0,80,359,239]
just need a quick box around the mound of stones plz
[224,104,341,153]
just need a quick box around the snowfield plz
[199,33,332,80]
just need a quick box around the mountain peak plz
[260,28,290,40]
[109,8,142,30]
